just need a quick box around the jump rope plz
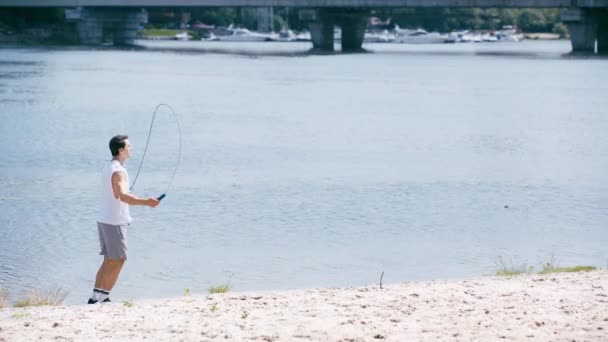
[129,104,182,201]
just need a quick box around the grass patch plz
[122,300,134,308]
[13,287,68,308]
[208,273,233,294]
[494,256,532,276]
[0,288,7,309]
[495,255,599,276]
[208,284,230,294]
[537,256,596,274]
[539,265,597,274]
[142,29,187,37]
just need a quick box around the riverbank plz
[0,270,606,341]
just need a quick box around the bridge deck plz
[1,0,608,8]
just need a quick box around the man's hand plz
[146,198,160,208]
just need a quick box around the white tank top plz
[99,160,133,225]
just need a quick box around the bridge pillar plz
[301,9,335,52]
[67,7,147,46]
[300,8,368,53]
[561,8,598,54]
[338,11,367,53]
[112,9,148,46]
[72,8,103,45]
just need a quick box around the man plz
[89,135,160,304]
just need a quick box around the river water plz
[0,40,607,304]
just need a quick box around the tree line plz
[149,7,567,35]
[0,7,568,36]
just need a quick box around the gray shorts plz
[97,222,128,260]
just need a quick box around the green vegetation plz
[494,256,533,276]
[208,273,233,294]
[0,8,65,29]
[184,288,191,297]
[210,304,218,312]
[241,311,249,319]
[0,7,570,43]
[551,22,569,38]
[142,29,184,37]
[146,7,568,34]
[161,7,565,33]
[208,284,230,294]
[495,256,599,276]
[13,287,68,308]
[496,268,527,276]
[122,300,134,308]
[179,8,240,28]
[372,8,565,34]
[539,264,597,274]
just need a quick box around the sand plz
[1,270,607,341]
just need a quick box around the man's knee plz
[103,257,126,267]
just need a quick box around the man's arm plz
[112,171,159,207]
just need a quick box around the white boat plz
[481,33,499,42]
[216,27,278,42]
[278,29,297,42]
[445,27,521,43]
[174,31,191,41]
[295,30,311,41]
[201,32,219,41]
[444,30,467,43]
[460,32,483,43]
[495,26,524,42]
[364,30,395,43]
[393,26,447,44]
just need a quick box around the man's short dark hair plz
[109,135,128,156]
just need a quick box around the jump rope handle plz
[157,194,166,201]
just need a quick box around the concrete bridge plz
[1,0,607,53]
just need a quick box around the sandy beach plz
[1,270,607,341]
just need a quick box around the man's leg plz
[93,223,127,303]
[90,257,125,303]
[100,257,125,291]
[94,260,107,289]
[90,222,107,303]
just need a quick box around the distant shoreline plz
[0,25,566,46]
[1,270,606,341]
